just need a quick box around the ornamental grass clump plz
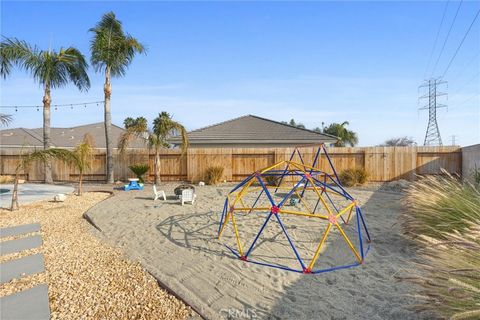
[339,167,367,187]
[205,166,224,185]
[129,164,149,183]
[402,172,480,319]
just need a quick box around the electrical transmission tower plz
[419,78,447,146]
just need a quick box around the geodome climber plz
[217,145,371,274]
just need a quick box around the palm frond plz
[118,122,148,154]
[0,114,13,127]
[1,37,90,90]
[89,12,146,76]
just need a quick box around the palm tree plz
[0,114,12,127]
[1,38,90,183]
[89,12,146,184]
[73,134,95,195]
[323,121,358,147]
[11,148,77,210]
[119,112,188,185]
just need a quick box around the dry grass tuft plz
[339,167,367,187]
[205,166,224,185]
[402,172,480,319]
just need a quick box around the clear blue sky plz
[1,1,479,146]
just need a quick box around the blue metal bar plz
[357,207,371,242]
[245,212,273,257]
[225,244,240,258]
[229,174,253,193]
[311,262,360,274]
[300,147,322,198]
[278,178,306,208]
[311,147,322,168]
[323,187,346,223]
[274,214,306,270]
[248,189,264,214]
[246,259,304,273]
[355,206,365,260]
[311,176,347,198]
[274,148,297,192]
[313,198,320,214]
[218,198,228,236]
[325,173,354,200]
[322,145,340,182]
[256,176,275,206]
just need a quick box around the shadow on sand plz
[267,188,428,320]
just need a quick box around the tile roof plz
[169,115,338,145]
[0,122,145,149]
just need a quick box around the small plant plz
[0,175,14,184]
[265,175,280,187]
[339,167,367,187]
[205,166,224,185]
[129,164,149,183]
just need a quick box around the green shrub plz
[402,173,480,318]
[339,168,368,187]
[128,164,149,183]
[205,166,224,185]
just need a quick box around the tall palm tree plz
[323,121,358,147]
[89,12,146,184]
[119,112,188,185]
[0,38,90,183]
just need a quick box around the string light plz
[0,100,104,111]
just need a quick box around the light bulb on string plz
[71,104,73,109]
[37,107,39,111]
[15,107,18,112]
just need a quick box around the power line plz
[431,0,464,77]
[424,0,450,78]
[441,7,480,78]
[1,100,104,112]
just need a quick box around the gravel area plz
[0,192,190,319]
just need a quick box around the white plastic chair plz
[153,185,166,201]
[180,189,196,205]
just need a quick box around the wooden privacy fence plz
[0,146,462,183]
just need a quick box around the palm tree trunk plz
[43,85,53,184]
[104,66,114,184]
[10,173,19,211]
[154,148,161,185]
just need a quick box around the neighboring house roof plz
[168,115,338,145]
[0,122,145,149]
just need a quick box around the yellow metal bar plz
[239,197,247,208]
[293,190,312,214]
[232,178,255,207]
[288,160,319,172]
[218,211,231,239]
[260,160,286,174]
[334,222,362,263]
[233,207,272,211]
[307,223,332,270]
[346,205,355,223]
[335,202,356,218]
[278,209,328,219]
[231,211,244,256]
